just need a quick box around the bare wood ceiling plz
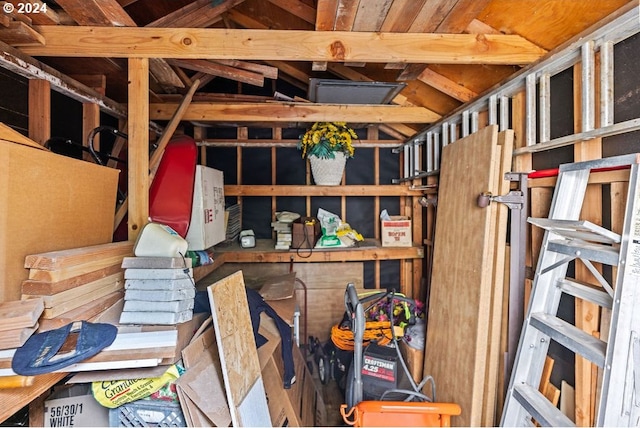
[0,0,633,137]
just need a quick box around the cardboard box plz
[44,384,109,427]
[0,135,119,302]
[185,165,225,251]
[291,217,321,249]
[381,215,412,247]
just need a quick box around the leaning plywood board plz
[207,271,270,427]
[482,129,514,426]
[0,136,118,302]
[424,125,501,427]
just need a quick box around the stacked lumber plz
[0,299,43,350]
[21,242,133,330]
[423,125,514,426]
[119,256,195,325]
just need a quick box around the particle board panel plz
[423,125,500,427]
[206,271,270,427]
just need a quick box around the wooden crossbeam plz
[149,102,439,123]
[20,27,547,64]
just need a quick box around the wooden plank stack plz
[21,242,132,331]
[0,299,44,349]
[119,256,195,325]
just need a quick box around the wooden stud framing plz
[27,79,50,145]
[127,57,149,240]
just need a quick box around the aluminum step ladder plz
[501,153,640,427]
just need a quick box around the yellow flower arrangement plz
[298,122,357,160]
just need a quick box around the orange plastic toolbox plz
[340,401,461,427]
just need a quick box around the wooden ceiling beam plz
[21,27,547,64]
[148,102,440,123]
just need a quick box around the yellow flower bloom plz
[298,122,357,160]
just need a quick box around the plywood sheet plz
[207,271,270,427]
[424,125,500,427]
[483,129,514,426]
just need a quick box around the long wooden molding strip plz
[21,27,547,64]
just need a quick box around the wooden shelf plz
[224,185,423,197]
[194,239,422,276]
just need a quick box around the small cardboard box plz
[381,216,412,247]
[44,384,109,427]
[291,217,321,249]
[185,165,226,251]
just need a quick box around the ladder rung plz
[528,218,621,244]
[557,278,613,309]
[512,383,575,427]
[530,313,606,367]
[547,240,619,266]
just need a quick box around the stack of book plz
[272,220,293,250]
[119,256,195,325]
[271,211,300,250]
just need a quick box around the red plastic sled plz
[149,135,198,237]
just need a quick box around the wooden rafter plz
[352,0,393,32]
[212,59,278,80]
[335,0,358,31]
[148,102,439,123]
[54,0,184,89]
[0,21,44,45]
[399,0,493,81]
[167,59,265,87]
[315,0,338,30]
[416,68,477,102]
[21,27,548,64]
[4,0,60,24]
[380,0,428,32]
[264,0,316,25]
[145,0,245,28]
